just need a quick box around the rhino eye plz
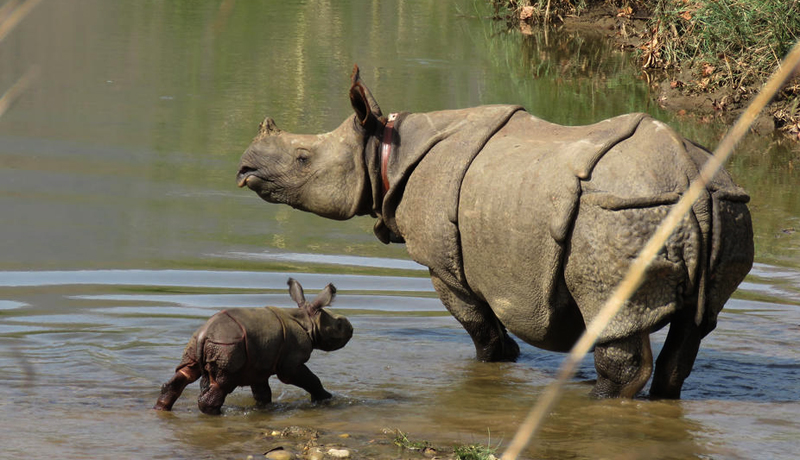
[295,149,310,165]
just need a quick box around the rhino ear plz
[287,278,306,307]
[349,64,383,130]
[306,284,337,317]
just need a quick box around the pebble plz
[306,449,325,460]
[326,448,351,458]
[264,448,296,460]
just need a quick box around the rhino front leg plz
[591,331,653,398]
[430,273,519,362]
[279,364,332,402]
[650,311,702,399]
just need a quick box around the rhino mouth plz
[237,167,287,204]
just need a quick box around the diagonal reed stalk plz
[0,0,43,119]
[0,65,38,118]
[501,38,800,460]
[0,0,41,43]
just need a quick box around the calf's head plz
[288,278,353,352]
[236,65,384,220]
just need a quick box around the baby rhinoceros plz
[153,278,352,415]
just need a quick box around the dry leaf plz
[520,6,535,21]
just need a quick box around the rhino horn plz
[257,117,282,138]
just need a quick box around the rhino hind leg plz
[430,273,519,362]
[591,332,653,398]
[197,382,228,415]
[154,362,202,411]
[650,302,703,399]
[197,369,236,415]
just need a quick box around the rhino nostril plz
[238,165,256,176]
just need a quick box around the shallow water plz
[0,268,798,459]
[1,1,799,459]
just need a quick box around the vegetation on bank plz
[493,0,800,137]
[392,429,499,460]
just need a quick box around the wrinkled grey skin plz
[154,278,352,414]
[237,66,753,399]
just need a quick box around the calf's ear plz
[287,278,306,307]
[349,64,383,131]
[307,284,337,318]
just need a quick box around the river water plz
[0,1,798,459]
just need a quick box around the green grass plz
[454,442,499,460]
[391,429,500,459]
[392,430,431,451]
[646,0,800,88]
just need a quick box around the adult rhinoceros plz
[236,66,753,399]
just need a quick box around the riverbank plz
[494,0,800,140]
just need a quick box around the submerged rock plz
[264,448,296,460]
[326,448,351,458]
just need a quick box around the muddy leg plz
[430,273,519,362]
[197,372,233,415]
[591,332,653,398]
[650,312,702,399]
[154,363,202,411]
[251,382,272,406]
[279,364,332,402]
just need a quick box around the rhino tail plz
[689,184,753,337]
[690,194,712,330]
[704,189,754,335]
[193,312,219,369]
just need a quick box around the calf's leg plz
[251,382,272,406]
[196,365,239,415]
[154,362,202,411]
[591,332,653,398]
[279,364,332,401]
[197,373,235,415]
[430,273,519,362]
